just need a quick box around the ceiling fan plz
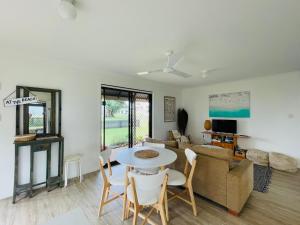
[137,51,193,78]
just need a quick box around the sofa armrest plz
[227,160,253,214]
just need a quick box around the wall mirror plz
[16,86,62,137]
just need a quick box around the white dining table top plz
[116,146,177,169]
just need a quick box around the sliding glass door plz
[101,86,152,151]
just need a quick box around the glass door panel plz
[101,88,129,150]
[133,93,151,146]
[101,86,152,159]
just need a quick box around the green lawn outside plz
[103,120,149,147]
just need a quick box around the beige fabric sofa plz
[145,138,253,215]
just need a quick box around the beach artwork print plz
[209,91,250,118]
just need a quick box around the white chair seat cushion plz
[167,169,186,186]
[108,175,124,186]
[127,184,160,206]
[135,167,160,175]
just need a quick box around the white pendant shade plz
[58,0,77,20]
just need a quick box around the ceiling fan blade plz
[171,69,192,78]
[202,68,219,73]
[137,69,163,75]
[201,68,221,78]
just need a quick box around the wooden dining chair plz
[167,148,198,217]
[98,149,125,217]
[126,169,169,225]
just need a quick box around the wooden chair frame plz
[167,158,197,218]
[98,159,124,217]
[125,175,168,225]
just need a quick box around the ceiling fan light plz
[58,0,77,20]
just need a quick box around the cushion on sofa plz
[246,149,269,166]
[144,138,178,148]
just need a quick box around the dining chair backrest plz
[99,149,112,181]
[99,149,112,166]
[184,148,197,185]
[128,168,169,191]
[128,169,169,206]
[185,148,197,165]
[143,142,165,149]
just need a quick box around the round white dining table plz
[116,145,177,169]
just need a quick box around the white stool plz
[64,154,83,187]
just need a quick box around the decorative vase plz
[204,120,212,131]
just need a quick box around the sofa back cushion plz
[191,145,233,160]
[144,138,178,148]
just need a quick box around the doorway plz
[101,85,152,152]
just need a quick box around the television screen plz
[212,119,237,134]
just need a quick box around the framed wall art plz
[209,91,250,118]
[164,96,176,122]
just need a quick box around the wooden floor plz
[1,166,300,225]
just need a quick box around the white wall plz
[182,71,300,166]
[0,58,182,200]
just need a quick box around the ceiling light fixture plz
[137,71,150,75]
[58,0,77,20]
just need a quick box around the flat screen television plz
[212,119,237,134]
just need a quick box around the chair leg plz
[132,205,139,225]
[98,185,107,217]
[64,163,68,187]
[125,201,131,219]
[159,205,167,225]
[164,191,169,221]
[79,160,82,183]
[104,186,110,201]
[122,166,129,221]
[188,185,197,216]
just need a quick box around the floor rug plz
[40,208,91,225]
[253,164,272,193]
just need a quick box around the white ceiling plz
[1,0,300,87]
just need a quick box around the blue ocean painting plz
[209,91,250,118]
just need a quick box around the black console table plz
[13,136,64,203]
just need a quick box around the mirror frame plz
[15,86,62,137]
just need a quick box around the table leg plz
[122,166,129,221]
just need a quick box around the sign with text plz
[4,96,39,107]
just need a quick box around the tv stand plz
[201,131,250,159]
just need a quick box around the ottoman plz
[246,149,269,166]
[269,152,298,173]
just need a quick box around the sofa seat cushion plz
[269,152,298,173]
[246,149,269,166]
